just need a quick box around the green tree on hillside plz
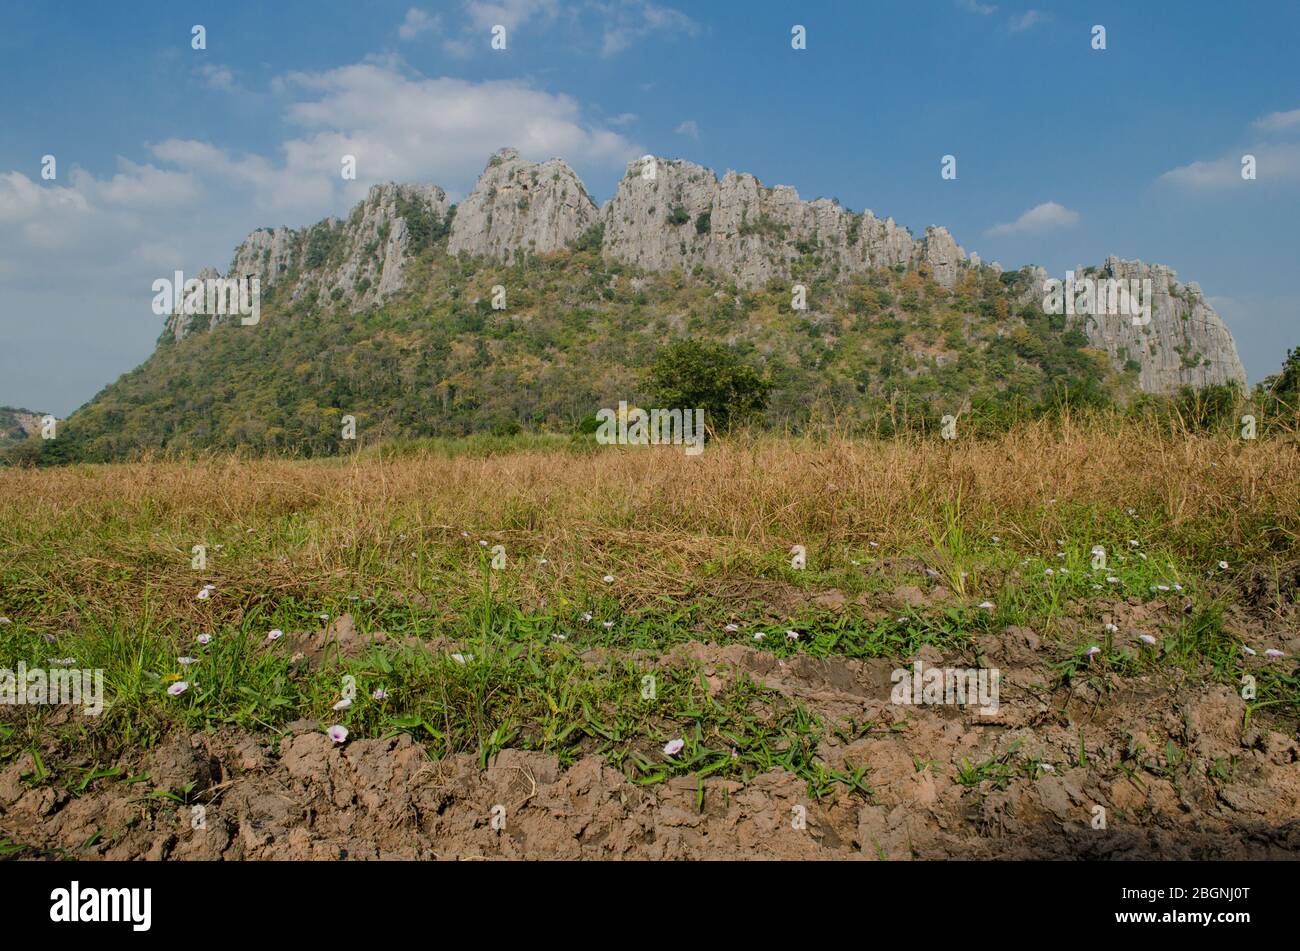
[645,340,772,435]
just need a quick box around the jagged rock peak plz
[1071,256,1246,392]
[448,148,599,260]
[601,153,951,289]
[168,183,450,340]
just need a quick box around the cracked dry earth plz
[4,625,1299,861]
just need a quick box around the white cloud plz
[196,63,236,91]
[464,0,559,31]
[608,112,638,126]
[599,1,700,56]
[1253,108,1300,133]
[956,0,998,15]
[398,8,440,40]
[985,201,1079,237]
[1159,143,1300,188]
[674,119,699,139]
[1008,10,1046,31]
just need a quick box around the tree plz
[644,340,772,435]
[1264,346,1300,406]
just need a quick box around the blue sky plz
[2,0,1298,415]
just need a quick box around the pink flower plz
[167,682,189,696]
[663,739,685,756]
[327,725,349,743]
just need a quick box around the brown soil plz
[3,633,1298,860]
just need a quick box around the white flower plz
[327,725,349,743]
[1138,634,1158,646]
[1045,569,1055,576]
[978,601,995,610]
[319,613,330,621]
[539,558,549,565]
[332,698,353,711]
[167,681,190,696]
[785,630,799,640]
[580,612,593,623]
[450,653,470,664]
[178,656,199,666]
[196,585,215,600]
[724,624,739,633]
[478,540,488,547]
[1138,553,1147,561]
[1084,646,1101,658]
[372,689,389,700]
[602,621,614,629]
[1265,649,1286,659]
[1241,646,1257,656]
[551,633,567,641]
[1218,561,1229,570]
[0,617,10,625]
[753,633,765,641]
[1104,623,1118,633]
[602,575,614,584]
[990,536,1000,543]
[1107,577,1120,584]
[1040,763,1056,773]
[266,629,283,641]
[663,739,685,756]
[1129,540,1139,548]
[196,634,212,646]
[869,541,880,548]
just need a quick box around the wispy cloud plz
[1253,108,1300,133]
[398,7,440,41]
[674,119,699,139]
[599,0,700,56]
[196,63,236,91]
[1008,10,1047,32]
[1160,143,1300,187]
[955,0,998,15]
[985,201,1078,237]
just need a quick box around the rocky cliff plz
[447,147,598,260]
[0,407,46,442]
[1017,257,1247,392]
[167,183,450,340]
[168,147,1245,394]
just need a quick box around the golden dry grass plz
[1,419,1296,624]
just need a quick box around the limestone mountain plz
[0,407,48,445]
[40,147,1251,461]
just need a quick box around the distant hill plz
[0,406,47,446]
[36,149,1249,462]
